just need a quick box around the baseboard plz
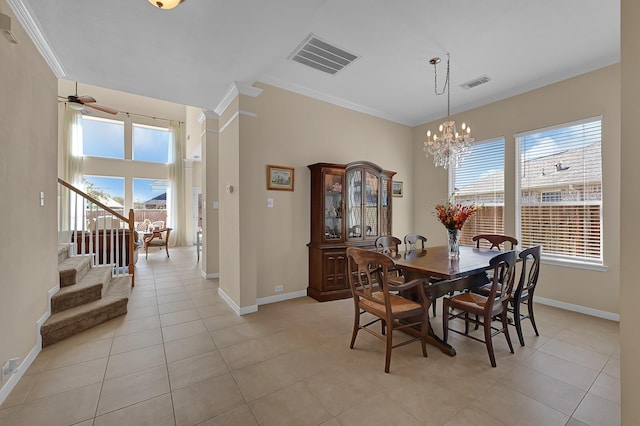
[257,290,307,306]
[0,285,56,405]
[534,296,620,322]
[202,271,219,279]
[217,287,257,316]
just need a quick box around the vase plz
[447,228,460,259]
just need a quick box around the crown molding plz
[258,74,414,127]
[214,83,239,116]
[197,110,218,124]
[7,0,66,77]
[236,83,263,98]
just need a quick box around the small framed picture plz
[267,165,295,191]
[392,181,403,197]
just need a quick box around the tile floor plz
[0,246,621,426]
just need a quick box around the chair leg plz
[350,305,360,349]
[421,310,429,358]
[464,312,470,335]
[432,299,437,317]
[502,310,514,354]
[513,300,525,346]
[484,317,497,368]
[165,244,170,257]
[384,320,393,373]
[145,245,148,259]
[527,298,540,336]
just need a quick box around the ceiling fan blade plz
[76,95,96,103]
[86,103,119,115]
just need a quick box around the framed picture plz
[392,181,403,197]
[267,165,295,191]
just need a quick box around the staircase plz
[40,245,131,347]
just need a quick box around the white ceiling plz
[11,0,620,126]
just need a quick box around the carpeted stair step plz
[58,254,93,288]
[58,244,72,263]
[41,276,131,347]
[51,266,114,314]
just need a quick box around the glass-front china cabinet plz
[307,161,395,301]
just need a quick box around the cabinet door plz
[323,170,344,242]
[364,170,379,240]
[380,176,391,236]
[346,169,362,239]
[322,250,347,291]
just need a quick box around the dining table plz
[392,245,504,356]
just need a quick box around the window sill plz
[541,256,608,272]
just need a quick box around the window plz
[450,138,505,246]
[133,124,170,164]
[133,178,168,224]
[517,117,602,264]
[82,116,124,159]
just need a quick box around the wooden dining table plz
[392,245,503,356]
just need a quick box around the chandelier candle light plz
[424,53,474,169]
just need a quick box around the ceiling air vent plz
[288,33,359,75]
[460,75,491,89]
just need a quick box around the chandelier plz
[148,0,184,9]
[423,53,474,169]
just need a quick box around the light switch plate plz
[267,198,274,208]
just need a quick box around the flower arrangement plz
[435,196,478,230]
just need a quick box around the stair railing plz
[58,178,136,287]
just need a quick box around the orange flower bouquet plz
[435,196,478,258]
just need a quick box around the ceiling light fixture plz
[423,53,474,169]
[148,0,184,9]
[67,101,85,111]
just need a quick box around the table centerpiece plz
[435,196,478,258]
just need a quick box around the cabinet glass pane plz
[324,172,343,240]
[365,171,379,237]
[381,177,391,235]
[346,169,362,237]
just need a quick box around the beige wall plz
[412,65,621,315]
[0,3,58,390]
[236,83,414,303]
[620,0,639,423]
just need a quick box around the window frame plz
[81,115,125,160]
[515,116,605,269]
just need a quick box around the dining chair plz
[442,250,517,367]
[472,234,518,250]
[374,235,404,284]
[404,234,427,250]
[511,245,542,346]
[346,247,430,373]
[144,227,172,259]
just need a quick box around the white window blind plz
[451,138,505,246]
[517,117,602,264]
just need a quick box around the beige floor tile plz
[97,365,170,415]
[335,392,421,426]
[304,368,377,416]
[442,407,506,426]
[162,319,208,342]
[105,343,166,379]
[589,373,620,404]
[172,374,245,426]
[499,365,586,415]
[573,393,621,426]
[202,312,247,331]
[319,419,342,426]
[114,315,161,336]
[565,417,590,426]
[603,356,621,379]
[0,405,19,424]
[158,300,196,315]
[210,323,263,349]
[10,383,100,426]
[45,338,112,370]
[93,393,175,426]
[160,308,201,327]
[164,331,217,363]
[523,350,600,390]
[196,303,235,319]
[249,382,332,426]
[26,357,108,401]
[539,338,609,371]
[156,285,188,297]
[157,292,191,305]
[0,373,38,409]
[200,404,258,426]
[553,327,619,357]
[279,344,338,380]
[121,304,159,321]
[24,347,56,375]
[110,327,164,355]
[168,350,229,390]
[468,382,568,426]
[218,338,277,371]
[55,319,119,346]
[231,358,298,402]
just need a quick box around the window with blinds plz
[517,117,602,264]
[450,138,505,246]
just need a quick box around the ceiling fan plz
[58,82,119,115]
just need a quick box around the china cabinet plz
[307,161,395,301]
